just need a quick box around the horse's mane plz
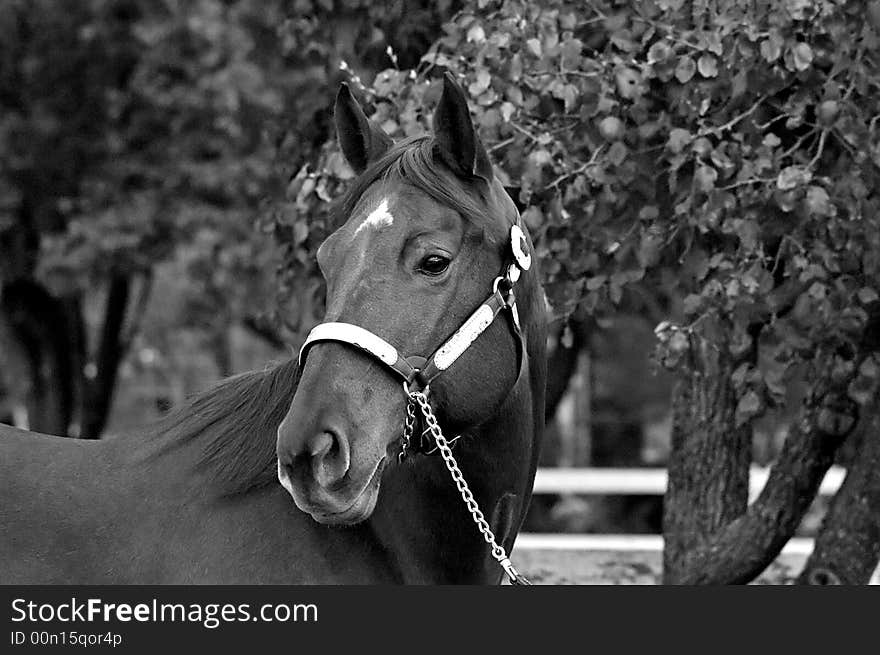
[148,358,301,496]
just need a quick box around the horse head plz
[276,73,545,528]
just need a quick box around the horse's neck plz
[369,360,542,584]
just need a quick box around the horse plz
[0,73,548,584]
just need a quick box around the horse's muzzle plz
[276,442,386,526]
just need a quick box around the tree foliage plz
[0,0,299,433]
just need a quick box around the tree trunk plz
[663,344,854,583]
[80,274,131,438]
[0,279,77,436]
[797,415,880,585]
[663,343,752,581]
[544,313,593,422]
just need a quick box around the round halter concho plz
[297,223,533,585]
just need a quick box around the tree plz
[0,0,296,436]
[276,0,880,583]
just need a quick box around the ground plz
[510,550,805,585]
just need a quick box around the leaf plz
[608,141,628,166]
[325,151,354,180]
[648,41,673,64]
[857,287,879,304]
[466,24,485,43]
[585,275,606,291]
[805,185,834,216]
[479,108,500,129]
[694,165,718,192]
[561,37,584,68]
[675,56,696,83]
[615,67,643,99]
[776,166,812,190]
[860,356,879,380]
[638,206,659,221]
[760,31,784,62]
[848,374,877,406]
[667,128,692,154]
[500,101,515,122]
[704,31,723,56]
[529,149,552,166]
[468,69,491,96]
[637,230,663,267]
[731,70,749,98]
[667,330,689,353]
[808,282,826,299]
[293,220,309,245]
[521,206,543,230]
[791,43,814,72]
[683,293,703,315]
[697,54,718,78]
[562,84,579,112]
[509,54,523,81]
[785,0,812,20]
[525,38,542,58]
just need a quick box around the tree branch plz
[544,313,594,422]
[548,146,605,189]
[121,271,153,350]
[699,94,768,137]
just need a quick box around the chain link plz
[404,390,531,585]
[399,400,417,463]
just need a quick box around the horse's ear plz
[334,83,393,174]
[432,72,494,182]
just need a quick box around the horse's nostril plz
[311,429,350,489]
[277,421,351,492]
[309,431,336,458]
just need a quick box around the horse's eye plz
[418,254,451,276]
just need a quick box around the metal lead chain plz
[399,400,417,463]
[404,390,531,586]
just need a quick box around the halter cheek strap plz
[298,271,524,392]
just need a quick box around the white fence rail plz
[521,465,845,552]
[517,465,880,583]
[530,465,846,500]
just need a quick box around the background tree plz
[0,0,286,435]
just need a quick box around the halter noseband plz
[298,223,532,398]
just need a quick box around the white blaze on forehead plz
[353,197,394,236]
